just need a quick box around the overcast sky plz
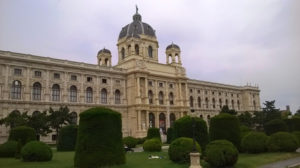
[0,0,299,112]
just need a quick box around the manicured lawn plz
[0,148,299,168]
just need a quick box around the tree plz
[27,111,51,137]
[263,100,281,123]
[220,105,237,115]
[238,111,253,128]
[0,111,28,128]
[295,109,300,117]
[48,106,72,144]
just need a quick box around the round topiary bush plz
[74,107,125,168]
[57,125,78,151]
[0,141,18,157]
[147,128,161,141]
[267,132,299,152]
[264,119,288,135]
[21,141,52,162]
[292,131,300,147]
[8,126,36,146]
[173,116,209,150]
[123,136,138,148]
[167,127,175,144]
[209,113,241,148]
[241,132,269,153]
[143,138,162,152]
[205,140,239,168]
[168,137,201,164]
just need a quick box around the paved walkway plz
[259,157,300,168]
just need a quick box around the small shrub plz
[57,125,78,151]
[268,132,299,152]
[123,136,138,148]
[241,132,269,153]
[167,127,175,144]
[74,107,125,168]
[0,141,18,157]
[205,140,239,168]
[21,141,52,162]
[143,138,162,152]
[209,113,241,148]
[147,128,161,141]
[168,137,201,164]
[264,119,288,135]
[292,131,300,147]
[173,116,209,150]
[8,126,36,146]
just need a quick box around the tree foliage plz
[238,111,253,128]
[0,111,28,128]
[220,105,237,115]
[27,111,51,136]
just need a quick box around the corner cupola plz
[97,48,112,67]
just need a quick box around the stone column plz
[137,110,141,131]
[155,111,159,128]
[179,82,182,106]
[25,67,31,101]
[145,78,148,104]
[4,65,9,99]
[146,111,149,129]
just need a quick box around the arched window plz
[70,112,77,125]
[70,85,77,102]
[148,90,153,104]
[101,88,107,104]
[212,98,216,109]
[219,99,222,109]
[135,44,139,55]
[197,97,201,108]
[225,99,228,106]
[115,89,121,104]
[169,92,174,105]
[52,84,60,101]
[11,80,21,99]
[237,100,240,110]
[232,100,235,109]
[159,113,166,133]
[148,46,153,58]
[128,45,131,55]
[32,82,41,100]
[205,97,209,109]
[190,96,194,107]
[86,87,93,103]
[168,54,172,63]
[149,113,155,128]
[121,47,125,59]
[159,91,164,105]
[200,114,203,119]
[175,54,179,63]
[253,100,256,110]
[105,58,109,66]
[170,113,176,127]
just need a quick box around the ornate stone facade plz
[0,10,260,143]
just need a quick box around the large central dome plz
[118,9,156,40]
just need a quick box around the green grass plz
[0,149,299,168]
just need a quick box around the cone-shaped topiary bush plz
[205,140,239,168]
[0,141,18,157]
[74,107,125,168]
[168,137,201,164]
[167,127,175,144]
[267,132,299,152]
[147,128,161,141]
[241,132,269,153]
[123,136,138,148]
[57,125,78,151]
[21,141,52,162]
[173,116,209,150]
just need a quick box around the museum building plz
[0,10,261,143]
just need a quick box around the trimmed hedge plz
[267,132,299,152]
[241,132,269,153]
[209,113,241,148]
[167,127,175,144]
[8,126,36,146]
[143,138,162,152]
[292,131,300,147]
[168,137,201,164]
[264,119,288,135]
[173,116,209,150]
[0,141,18,157]
[284,117,300,132]
[21,141,52,162]
[136,137,147,144]
[57,125,78,151]
[205,140,239,168]
[147,128,161,141]
[74,107,125,168]
[123,136,138,148]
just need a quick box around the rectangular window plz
[71,75,77,81]
[54,73,60,79]
[87,77,93,82]
[198,90,200,94]
[52,134,57,141]
[102,79,107,84]
[190,89,193,93]
[159,82,163,87]
[148,81,153,86]
[14,68,22,75]
[169,84,173,88]
[34,71,41,77]
[212,91,215,95]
